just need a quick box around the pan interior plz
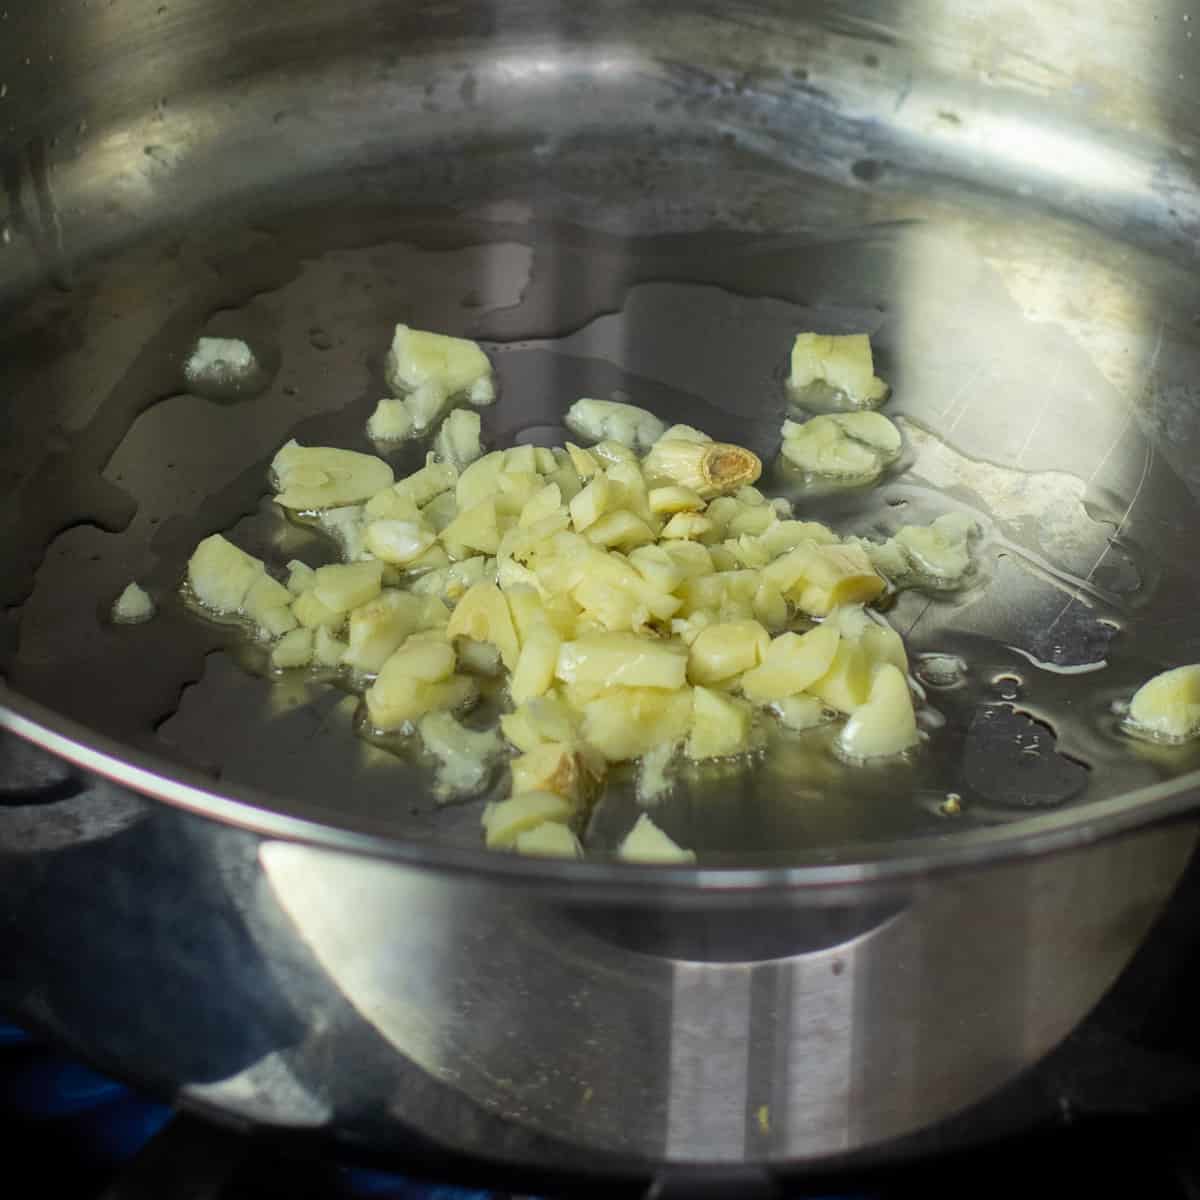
[3,6,1200,866]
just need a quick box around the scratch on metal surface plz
[944,364,996,435]
[939,362,987,418]
[1087,317,1162,487]
[1046,441,1154,637]
[1014,359,1063,466]
[903,596,934,639]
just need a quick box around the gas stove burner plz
[0,1023,511,1200]
[4,1016,1200,1199]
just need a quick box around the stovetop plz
[4,1005,1200,1199]
[3,730,1200,1197]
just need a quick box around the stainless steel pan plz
[3,0,1200,1182]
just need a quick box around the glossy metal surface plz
[1,740,1194,1169]
[3,0,1200,1170]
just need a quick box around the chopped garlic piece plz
[788,332,888,409]
[409,556,491,605]
[112,582,155,624]
[393,456,459,507]
[850,535,911,581]
[365,669,476,732]
[483,791,573,848]
[838,663,919,759]
[770,695,833,731]
[648,485,705,514]
[556,633,688,690]
[342,591,422,674]
[637,740,679,805]
[185,337,257,387]
[271,627,314,669]
[418,711,503,798]
[367,398,416,442]
[510,741,599,812]
[271,441,394,510]
[687,686,753,760]
[643,438,762,498]
[385,324,494,406]
[434,408,484,469]
[286,561,317,595]
[780,413,901,482]
[894,513,977,583]
[187,534,263,614]
[313,625,348,667]
[446,581,520,669]
[312,506,372,563]
[853,513,979,589]
[364,520,437,566]
[514,822,582,858]
[660,512,713,540]
[1126,665,1200,742]
[313,562,384,614]
[618,814,696,864]
[656,424,712,445]
[565,398,666,452]
[741,624,840,702]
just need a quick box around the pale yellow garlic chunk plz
[618,813,696,863]
[565,398,666,452]
[313,625,348,667]
[271,441,394,510]
[312,562,384,614]
[271,627,314,669]
[511,741,600,811]
[556,633,688,690]
[779,413,900,482]
[440,498,501,558]
[515,823,582,858]
[418,711,503,799]
[365,670,476,732]
[112,582,155,624]
[1127,665,1200,742]
[788,332,889,409]
[642,438,762,498]
[893,513,978,584]
[585,509,656,550]
[187,534,264,614]
[434,408,484,469]
[838,663,919,759]
[648,485,705,514]
[740,623,841,703]
[510,625,562,704]
[687,620,770,686]
[687,686,753,760]
[483,792,573,849]
[366,398,417,443]
[445,581,520,669]
[771,695,833,731]
[500,695,581,752]
[342,591,424,674]
[580,687,694,762]
[660,512,713,541]
[365,520,437,566]
[385,324,495,406]
[637,740,679,805]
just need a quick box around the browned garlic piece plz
[642,437,762,498]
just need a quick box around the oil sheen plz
[0,206,1189,862]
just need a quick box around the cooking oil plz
[0,208,1190,860]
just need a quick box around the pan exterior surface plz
[3,0,1200,1170]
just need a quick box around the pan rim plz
[4,682,1198,897]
